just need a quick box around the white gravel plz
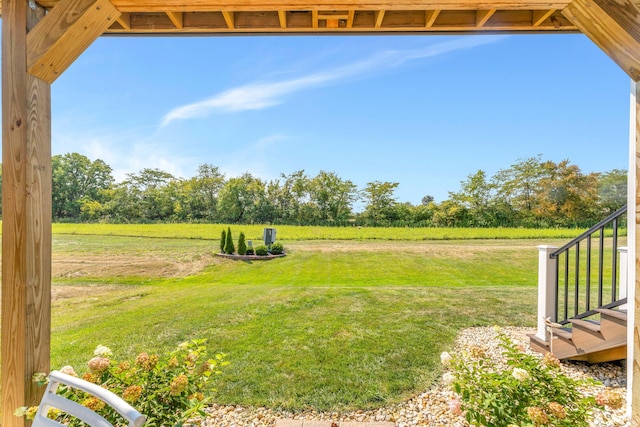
[201,327,629,427]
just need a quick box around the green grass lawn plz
[47,231,547,412]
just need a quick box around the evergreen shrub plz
[237,232,247,255]
[224,227,235,254]
[270,242,284,255]
[254,245,269,256]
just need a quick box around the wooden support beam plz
[117,12,131,29]
[374,9,385,27]
[2,2,52,427]
[347,9,355,27]
[26,0,121,84]
[278,10,287,28]
[563,0,640,81]
[326,18,339,28]
[318,13,349,19]
[633,79,640,427]
[425,9,441,27]
[532,9,555,26]
[475,9,495,27]
[221,11,234,28]
[166,11,184,29]
[312,9,318,28]
[102,0,576,12]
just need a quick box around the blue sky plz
[47,33,629,204]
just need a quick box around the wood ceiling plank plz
[475,8,496,26]
[27,0,120,83]
[222,10,235,28]
[532,8,555,26]
[563,0,640,81]
[425,9,441,27]
[166,11,184,28]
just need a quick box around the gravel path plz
[202,327,628,427]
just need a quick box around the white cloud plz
[160,36,506,127]
[218,134,290,179]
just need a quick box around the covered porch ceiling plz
[4,1,640,427]
[10,0,585,33]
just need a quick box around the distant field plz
[47,222,599,241]
[43,232,551,411]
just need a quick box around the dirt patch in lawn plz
[52,253,218,279]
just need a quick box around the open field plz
[46,222,613,241]
[38,228,574,412]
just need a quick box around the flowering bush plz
[441,332,621,427]
[16,339,228,427]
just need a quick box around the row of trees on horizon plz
[0,154,627,228]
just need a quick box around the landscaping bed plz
[215,252,286,260]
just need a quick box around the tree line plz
[0,153,627,227]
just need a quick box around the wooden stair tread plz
[595,308,627,322]
[549,327,572,340]
[569,318,600,333]
[528,334,549,349]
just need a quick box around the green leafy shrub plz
[224,227,235,254]
[270,242,284,255]
[237,232,247,255]
[17,340,228,427]
[220,230,226,253]
[245,248,255,255]
[254,245,269,256]
[441,331,620,427]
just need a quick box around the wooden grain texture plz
[86,0,577,12]
[26,0,120,83]
[101,8,577,33]
[166,11,184,28]
[532,8,555,25]
[221,11,234,28]
[2,1,52,427]
[634,81,640,427]
[563,0,640,81]
[475,8,496,26]
[117,12,131,29]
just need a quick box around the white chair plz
[32,370,146,427]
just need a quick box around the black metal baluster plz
[564,251,569,321]
[574,242,580,318]
[586,235,591,312]
[598,228,604,307]
[612,218,618,302]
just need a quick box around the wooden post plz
[536,245,558,340]
[2,1,52,426]
[632,79,640,426]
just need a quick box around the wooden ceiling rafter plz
[221,11,235,29]
[475,9,496,26]
[166,11,184,29]
[21,0,581,33]
[425,9,441,27]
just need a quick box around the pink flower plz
[449,397,462,415]
[87,357,110,373]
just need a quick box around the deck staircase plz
[529,308,627,363]
[528,206,628,363]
